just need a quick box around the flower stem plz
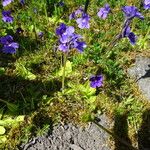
[84,0,90,13]
[44,0,48,23]
[33,22,38,44]
[62,53,67,93]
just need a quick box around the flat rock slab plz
[128,56,150,100]
[21,114,113,150]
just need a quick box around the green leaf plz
[81,112,94,122]
[16,116,25,122]
[0,121,6,126]
[0,108,4,120]
[0,68,5,76]
[57,60,72,76]
[7,103,18,112]
[78,82,96,97]
[0,126,5,135]
[89,104,96,111]
[29,25,34,31]
[0,99,18,112]
[0,116,24,127]
[0,118,15,127]
[0,136,7,143]
[64,88,75,94]
[123,95,134,106]
[16,63,36,80]
[78,84,86,93]
[42,95,47,100]
[48,16,63,23]
[87,96,96,104]
[26,72,36,80]
[86,87,96,97]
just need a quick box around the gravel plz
[21,114,113,150]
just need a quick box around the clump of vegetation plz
[0,0,150,149]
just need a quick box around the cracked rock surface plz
[21,114,113,150]
[128,56,150,100]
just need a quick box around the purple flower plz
[97,4,111,19]
[38,32,44,38]
[20,0,25,5]
[63,26,75,37]
[128,32,137,45]
[0,35,13,45]
[143,0,150,9]
[56,23,67,36]
[2,0,13,7]
[90,75,103,88]
[122,6,144,20]
[74,41,87,52]
[69,7,90,29]
[117,6,144,45]
[122,26,137,45]
[0,35,19,54]
[58,43,69,52]
[2,42,19,54]
[2,10,14,23]
[69,7,83,20]
[113,6,143,46]
[69,12,76,20]
[56,23,86,52]
[16,27,24,34]
[57,1,64,7]
[76,13,90,29]
[59,26,75,44]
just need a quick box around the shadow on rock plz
[114,112,132,150]
[138,109,150,150]
[137,64,150,81]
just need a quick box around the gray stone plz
[128,56,150,100]
[21,114,113,150]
